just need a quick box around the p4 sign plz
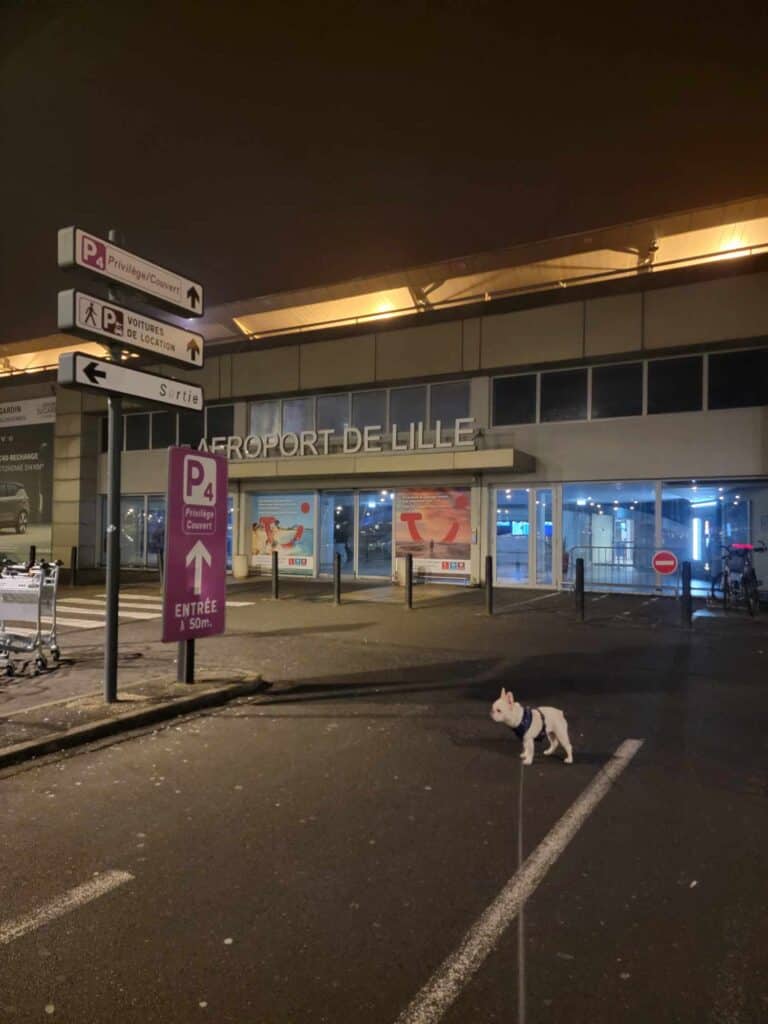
[163,448,228,642]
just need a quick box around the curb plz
[0,677,267,770]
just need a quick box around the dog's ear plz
[506,691,514,705]
[500,687,506,698]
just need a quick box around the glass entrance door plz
[495,489,531,584]
[357,490,393,576]
[494,486,558,587]
[319,492,355,575]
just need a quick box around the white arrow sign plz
[185,540,212,595]
[58,227,204,316]
[58,351,203,411]
[58,290,205,367]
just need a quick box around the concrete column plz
[51,388,100,568]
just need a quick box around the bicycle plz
[710,542,766,616]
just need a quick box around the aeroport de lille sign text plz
[197,417,477,461]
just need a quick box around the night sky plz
[2,1,767,342]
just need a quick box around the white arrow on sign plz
[186,540,212,595]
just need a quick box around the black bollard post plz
[485,554,494,615]
[334,552,341,605]
[681,560,692,628]
[405,553,413,609]
[272,549,279,599]
[177,639,195,684]
[70,545,78,587]
[28,544,36,567]
[575,557,585,622]
[158,548,164,586]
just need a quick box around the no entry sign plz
[162,448,228,643]
[652,550,679,575]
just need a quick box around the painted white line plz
[53,605,159,620]
[96,593,160,602]
[59,598,163,611]
[0,870,134,946]
[508,592,560,610]
[591,594,609,602]
[226,600,255,607]
[394,739,644,1024]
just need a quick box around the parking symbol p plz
[81,235,106,270]
[102,307,124,336]
[183,454,216,506]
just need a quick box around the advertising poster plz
[0,397,56,560]
[395,487,471,576]
[251,492,315,574]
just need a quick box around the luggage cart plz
[0,561,61,676]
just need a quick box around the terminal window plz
[708,348,768,410]
[647,356,702,414]
[591,362,643,419]
[430,381,470,427]
[493,374,536,425]
[540,368,587,422]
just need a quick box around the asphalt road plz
[1,592,767,1022]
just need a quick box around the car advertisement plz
[0,398,56,559]
[250,493,315,574]
[394,487,471,576]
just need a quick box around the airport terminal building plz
[2,196,768,595]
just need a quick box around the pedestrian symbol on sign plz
[83,301,97,327]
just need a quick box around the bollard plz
[70,545,78,587]
[575,557,585,622]
[177,639,195,684]
[681,560,692,628]
[271,549,279,599]
[28,544,36,567]
[485,554,494,615]
[334,552,341,605]
[405,552,413,609]
[158,548,164,585]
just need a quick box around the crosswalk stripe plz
[226,600,254,607]
[53,606,158,620]
[94,594,161,604]
[59,599,163,612]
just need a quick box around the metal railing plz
[563,546,692,594]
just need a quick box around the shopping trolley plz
[0,560,61,676]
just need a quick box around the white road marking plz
[507,592,560,609]
[53,605,159,619]
[0,870,134,946]
[226,600,255,607]
[59,598,163,610]
[591,594,609,602]
[394,739,644,1024]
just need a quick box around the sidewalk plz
[2,578,766,769]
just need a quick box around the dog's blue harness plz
[513,707,547,742]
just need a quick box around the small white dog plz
[490,688,573,765]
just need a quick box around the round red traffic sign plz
[652,550,679,575]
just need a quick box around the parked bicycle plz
[710,542,766,616]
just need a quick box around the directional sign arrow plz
[185,540,212,595]
[58,351,204,411]
[186,286,200,310]
[84,361,107,385]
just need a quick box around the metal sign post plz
[56,225,205,703]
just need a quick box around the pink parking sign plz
[162,447,228,643]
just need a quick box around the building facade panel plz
[644,271,768,349]
[299,335,376,389]
[374,321,463,381]
[480,302,584,368]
